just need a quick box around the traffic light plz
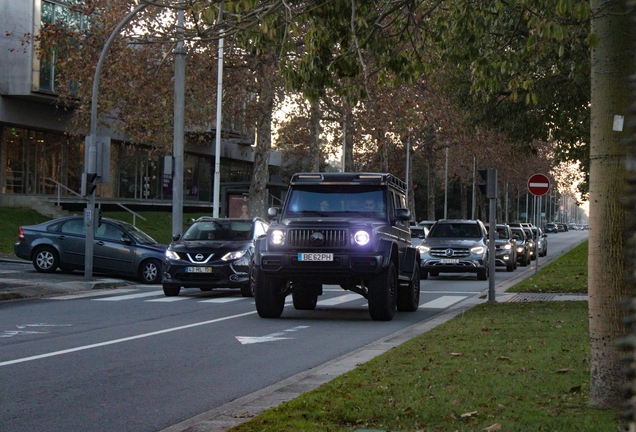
[477,168,498,199]
[81,172,98,196]
[96,208,103,227]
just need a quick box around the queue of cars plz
[12,211,556,291]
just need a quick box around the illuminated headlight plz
[165,250,179,260]
[270,230,285,245]
[527,241,535,248]
[471,246,486,255]
[418,245,430,254]
[503,244,512,250]
[222,250,246,261]
[516,246,524,253]
[353,230,370,246]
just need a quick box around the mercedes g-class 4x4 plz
[250,172,420,321]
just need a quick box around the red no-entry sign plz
[528,173,550,196]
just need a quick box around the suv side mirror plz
[395,208,410,221]
[267,207,279,220]
[172,233,181,241]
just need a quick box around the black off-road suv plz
[250,172,420,321]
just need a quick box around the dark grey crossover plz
[162,217,269,297]
[14,216,166,283]
[250,172,420,321]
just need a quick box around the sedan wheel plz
[140,259,162,284]
[33,247,59,273]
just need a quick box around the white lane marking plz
[420,295,467,309]
[146,297,189,302]
[317,294,361,306]
[236,325,309,345]
[50,289,139,300]
[1,330,49,338]
[93,291,164,301]
[197,297,244,304]
[0,310,257,367]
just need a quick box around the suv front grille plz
[287,229,348,247]
[430,248,470,258]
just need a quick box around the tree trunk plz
[342,98,354,171]
[377,128,389,172]
[588,0,635,408]
[248,58,276,219]
[307,99,322,172]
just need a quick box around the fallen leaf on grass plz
[450,352,463,357]
[556,368,570,374]
[570,385,582,393]
[480,327,489,334]
[452,399,461,407]
[483,423,502,431]
[497,356,511,361]
[461,411,478,418]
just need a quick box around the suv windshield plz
[183,220,254,241]
[284,186,387,218]
[429,223,481,238]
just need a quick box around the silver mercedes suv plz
[417,219,490,280]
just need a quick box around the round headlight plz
[516,246,524,253]
[353,230,370,246]
[503,244,512,250]
[270,230,284,245]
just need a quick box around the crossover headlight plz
[503,244,512,250]
[418,245,430,254]
[270,229,285,245]
[516,246,524,253]
[165,250,179,260]
[471,246,486,255]
[353,230,370,246]
[222,250,247,261]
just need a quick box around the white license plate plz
[186,267,213,273]
[298,253,333,262]
[441,258,459,264]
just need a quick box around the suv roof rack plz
[289,172,407,194]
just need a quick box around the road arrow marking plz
[236,325,309,345]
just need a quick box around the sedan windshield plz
[123,223,159,245]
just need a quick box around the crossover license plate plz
[441,258,459,264]
[186,267,213,273]
[298,253,333,262]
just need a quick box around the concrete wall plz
[0,0,35,96]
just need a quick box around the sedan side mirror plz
[172,234,181,241]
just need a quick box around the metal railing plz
[114,203,146,226]
[44,177,85,206]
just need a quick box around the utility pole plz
[172,3,185,237]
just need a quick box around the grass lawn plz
[510,241,588,294]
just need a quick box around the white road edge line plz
[0,310,257,367]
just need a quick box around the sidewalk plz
[0,252,131,301]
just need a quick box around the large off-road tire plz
[292,282,320,310]
[254,266,285,318]
[139,259,162,284]
[368,261,397,321]
[33,246,59,273]
[163,283,181,296]
[397,264,420,312]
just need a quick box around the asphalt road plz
[0,230,588,432]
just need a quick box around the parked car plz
[488,224,517,272]
[162,217,269,297]
[544,223,558,234]
[418,219,490,280]
[14,215,166,283]
[531,226,548,257]
[510,226,531,266]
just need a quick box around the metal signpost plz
[528,173,550,274]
